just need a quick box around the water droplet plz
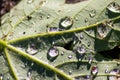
[47,15,50,19]
[69,71,72,75]
[89,9,96,18]
[27,69,32,79]
[107,2,120,13]
[87,41,91,47]
[85,18,88,23]
[26,43,38,55]
[48,47,59,58]
[80,34,84,39]
[105,68,109,73]
[0,74,3,80]
[97,23,111,39]
[59,16,73,29]
[68,55,72,59]
[91,65,98,75]
[88,56,93,64]
[77,45,86,55]
[27,0,34,4]
[7,77,10,80]
[109,69,120,80]
[83,75,91,80]
[48,27,59,32]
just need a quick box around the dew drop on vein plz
[89,9,96,18]
[107,2,120,13]
[27,0,34,4]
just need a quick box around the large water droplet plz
[59,16,73,29]
[109,69,120,80]
[48,47,59,58]
[27,0,34,4]
[91,65,98,75]
[77,45,86,55]
[89,9,96,18]
[107,2,120,13]
[26,43,38,55]
[97,23,111,39]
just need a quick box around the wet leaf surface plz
[0,0,120,80]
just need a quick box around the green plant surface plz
[0,0,120,80]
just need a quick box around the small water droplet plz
[80,34,84,39]
[89,9,96,18]
[7,77,10,80]
[26,43,38,55]
[84,75,91,80]
[77,45,86,55]
[0,74,3,80]
[69,71,72,75]
[85,18,88,23]
[68,55,72,59]
[91,65,98,75]
[105,68,109,73]
[87,41,91,47]
[59,16,73,29]
[109,69,120,80]
[47,15,50,19]
[88,56,93,64]
[27,69,32,79]
[48,27,59,32]
[27,0,34,4]
[107,2,120,13]
[48,47,59,58]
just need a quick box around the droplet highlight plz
[26,43,38,55]
[107,2,120,13]
[59,16,73,29]
[91,65,98,75]
[89,9,96,18]
[27,0,34,4]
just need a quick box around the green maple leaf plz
[0,0,120,80]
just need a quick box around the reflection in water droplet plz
[91,65,98,75]
[48,27,59,32]
[69,71,72,75]
[48,47,59,58]
[109,69,120,80]
[89,9,96,18]
[77,45,86,55]
[59,16,73,29]
[68,55,72,59]
[107,2,120,13]
[26,43,38,55]
[0,74,3,80]
[27,0,34,4]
